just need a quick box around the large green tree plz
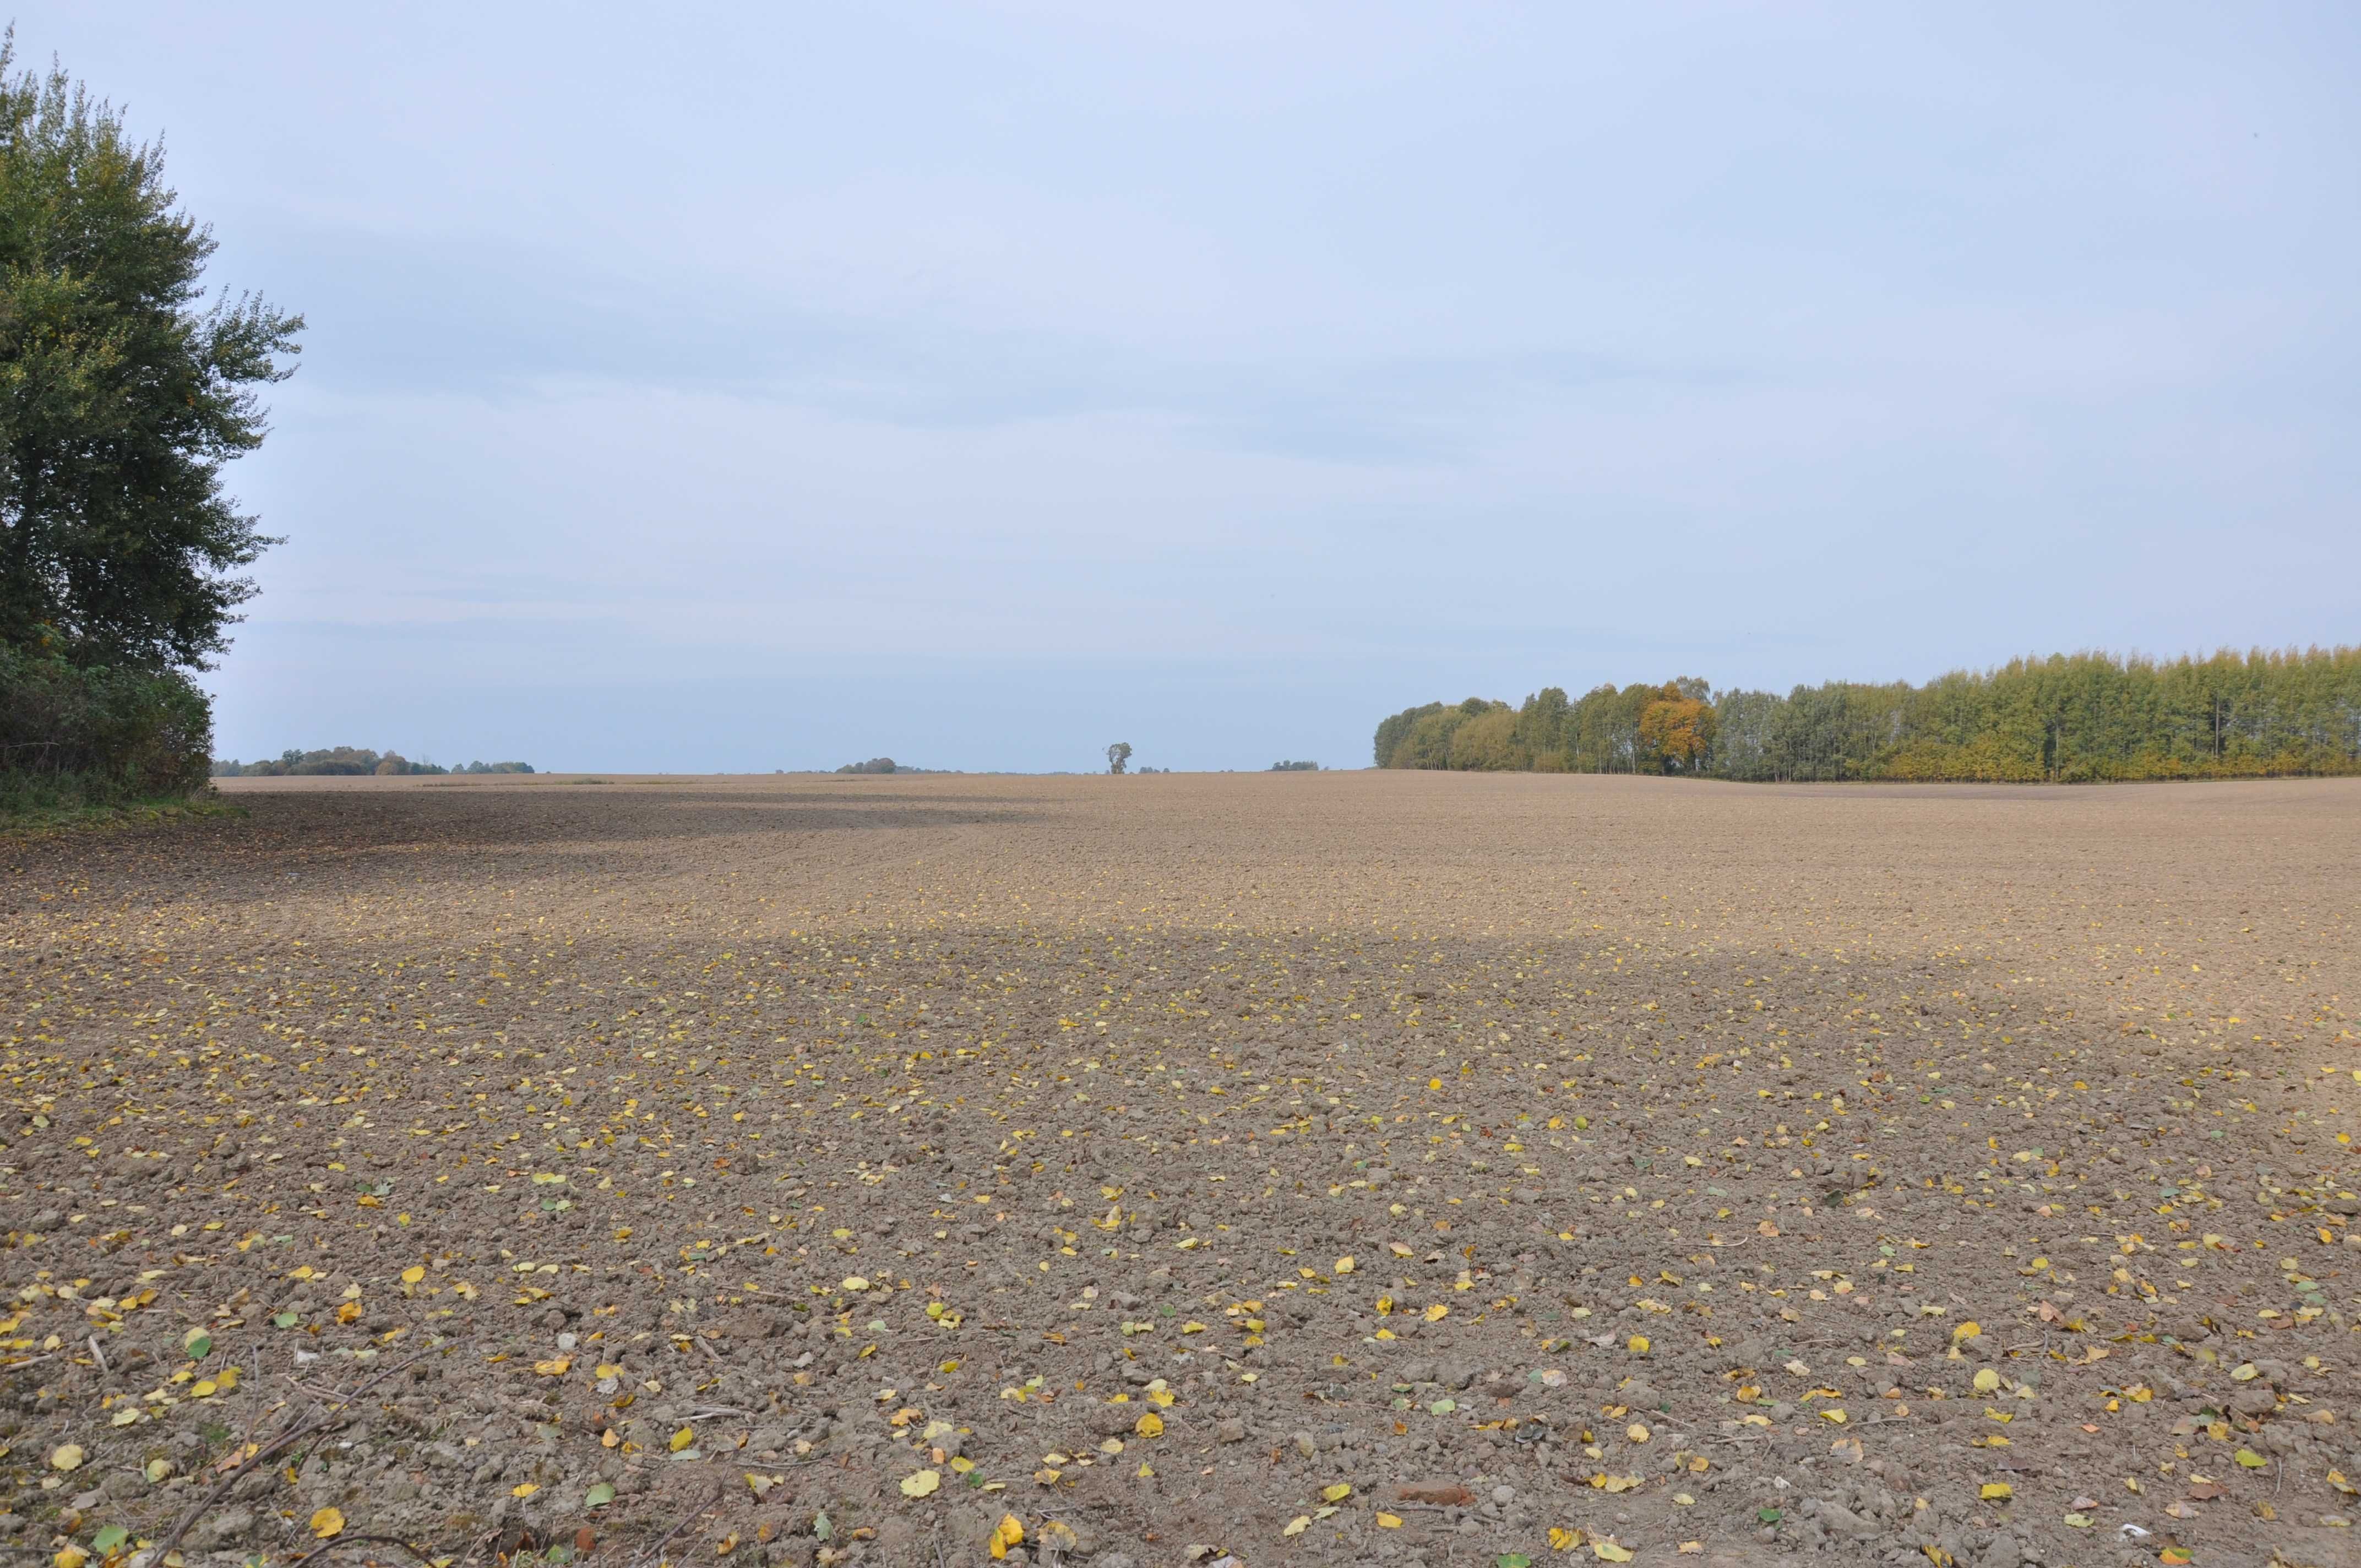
[0,33,301,669]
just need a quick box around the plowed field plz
[5,772,2357,1568]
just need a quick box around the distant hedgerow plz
[1375,647,2361,782]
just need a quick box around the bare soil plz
[4,771,2357,1568]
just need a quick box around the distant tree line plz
[1269,759,1320,771]
[213,749,533,777]
[1374,647,2361,783]
[834,758,957,775]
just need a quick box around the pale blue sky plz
[21,3,2361,771]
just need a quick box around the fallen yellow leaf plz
[311,1507,346,1539]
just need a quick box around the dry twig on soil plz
[159,1354,428,1559]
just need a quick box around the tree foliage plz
[0,634,209,808]
[1374,647,2361,782]
[1106,741,1132,775]
[1637,683,1716,771]
[0,35,302,670]
[1,37,300,814]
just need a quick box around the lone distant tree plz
[1106,742,1132,775]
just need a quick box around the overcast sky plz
[20,3,2360,771]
